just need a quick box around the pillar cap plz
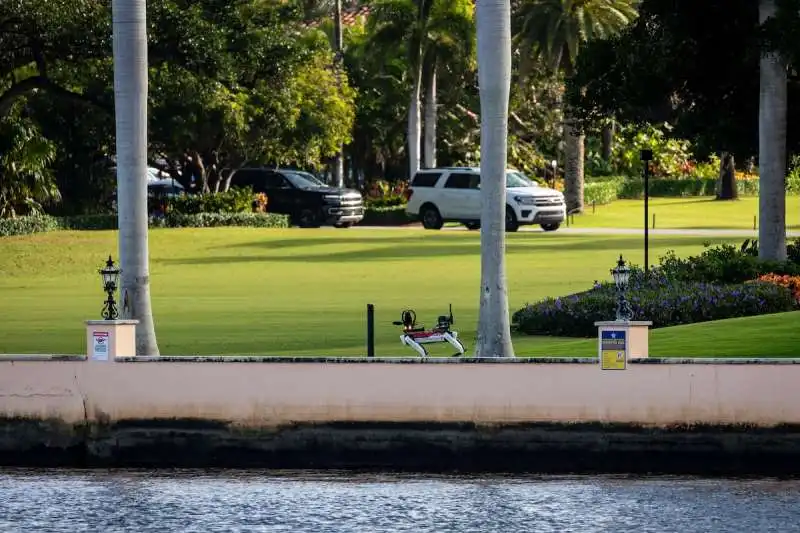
[86,319,140,326]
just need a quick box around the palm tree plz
[758,0,787,261]
[369,0,474,178]
[112,0,159,355]
[513,0,638,213]
[475,0,514,358]
[421,0,475,169]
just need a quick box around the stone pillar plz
[594,320,653,370]
[85,320,139,361]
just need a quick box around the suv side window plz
[231,169,260,189]
[444,172,479,189]
[264,172,291,189]
[411,172,442,187]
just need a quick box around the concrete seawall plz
[2,356,800,475]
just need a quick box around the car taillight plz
[404,189,413,201]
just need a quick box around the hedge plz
[512,274,796,338]
[154,212,288,228]
[584,176,760,205]
[360,205,416,226]
[0,212,289,237]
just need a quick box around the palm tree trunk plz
[758,0,787,261]
[475,0,514,358]
[601,119,615,161]
[564,118,585,213]
[112,0,159,355]
[332,0,345,187]
[423,57,437,169]
[407,65,422,179]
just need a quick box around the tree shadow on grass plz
[158,236,717,265]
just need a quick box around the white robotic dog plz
[392,305,466,358]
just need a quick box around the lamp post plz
[99,255,121,320]
[550,159,557,188]
[611,254,633,322]
[640,149,653,274]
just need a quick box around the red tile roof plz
[300,5,371,29]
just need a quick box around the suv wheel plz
[505,206,519,232]
[295,208,321,228]
[420,204,444,230]
[540,223,560,232]
[464,222,480,231]
[334,222,353,228]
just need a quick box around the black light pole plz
[640,149,653,274]
[99,255,121,320]
[611,255,633,322]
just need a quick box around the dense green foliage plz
[0,211,287,236]
[165,188,256,215]
[2,0,800,219]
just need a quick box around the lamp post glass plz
[611,255,633,322]
[99,255,121,320]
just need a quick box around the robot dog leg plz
[401,334,429,358]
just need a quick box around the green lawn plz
[0,227,796,357]
[571,196,800,230]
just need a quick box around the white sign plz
[92,331,109,361]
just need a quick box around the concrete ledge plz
[0,354,87,362]
[3,354,800,364]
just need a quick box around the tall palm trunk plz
[423,57,437,169]
[112,0,159,355]
[758,0,787,261]
[475,0,514,358]
[564,118,585,213]
[407,64,422,179]
[332,0,345,187]
[601,119,615,161]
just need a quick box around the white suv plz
[405,167,566,232]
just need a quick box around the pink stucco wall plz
[1,360,798,426]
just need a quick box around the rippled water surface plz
[2,469,800,532]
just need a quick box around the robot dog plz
[392,304,466,358]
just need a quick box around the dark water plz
[2,470,800,533]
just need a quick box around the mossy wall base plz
[3,418,800,475]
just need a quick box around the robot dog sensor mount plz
[392,304,466,358]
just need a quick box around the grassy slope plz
[521,312,800,358]
[570,196,800,229]
[3,227,796,357]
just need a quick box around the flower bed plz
[513,240,800,338]
[512,272,796,338]
[755,274,800,302]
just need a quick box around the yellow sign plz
[601,349,626,370]
[600,330,627,370]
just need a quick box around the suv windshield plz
[284,171,327,189]
[506,171,537,188]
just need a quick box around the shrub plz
[60,214,118,230]
[365,196,406,208]
[584,177,625,205]
[618,178,758,198]
[360,205,415,226]
[165,187,255,215]
[155,212,289,228]
[0,215,60,237]
[657,242,800,284]
[512,273,796,337]
[754,273,800,302]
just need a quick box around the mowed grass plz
[0,227,796,357]
[571,196,800,230]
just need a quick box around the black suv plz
[230,168,365,228]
